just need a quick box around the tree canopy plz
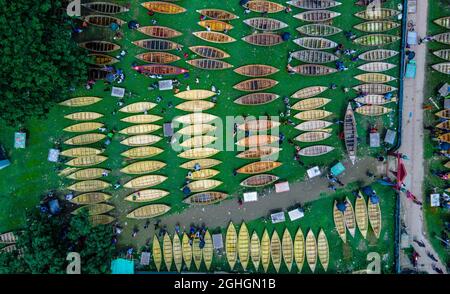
[0,0,88,125]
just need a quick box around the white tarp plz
[159,80,173,90]
[111,86,125,98]
[48,149,60,162]
[430,193,440,207]
[243,192,258,202]
[271,212,286,224]
[275,181,290,193]
[307,166,321,178]
[288,208,304,221]
[212,234,223,250]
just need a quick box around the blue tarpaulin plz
[405,60,416,78]
[331,162,346,176]
[111,258,134,274]
[362,186,377,198]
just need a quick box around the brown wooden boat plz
[292,50,338,64]
[137,26,182,39]
[82,2,130,14]
[353,84,397,94]
[236,147,281,159]
[234,64,279,77]
[193,31,236,43]
[189,46,230,59]
[141,2,186,14]
[243,17,288,31]
[135,52,180,64]
[78,41,120,53]
[240,174,279,187]
[198,20,234,32]
[88,67,109,81]
[238,119,281,132]
[87,53,119,66]
[133,64,188,75]
[294,10,341,22]
[183,192,228,205]
[344,104,358,164]
[244,0,285,13]
[234,93,280,105]
[196,9,239,21]
[187,59,233,70]
[292,64,337,76]
[293,37,338,50]
[233,79,278,92]
[83,15,126,27]
[242,33,284,46]
[236,135,279,147]
[359,49,399,61]
[133,39,182,51]
[236,161,282,174]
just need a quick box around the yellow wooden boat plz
[317,229,329,272]
[282,229,294,272]
[189,45,230,59]
[66,155,107,167]
[354,8,400,20]
[172,234,183,272]
[344,197,357,237]
[124,175,167,189]
[270,230,282,273]
[61,147,102,158]
[58,167,79,177]
[180,135,217,148]
[183,179,222,193]
[299,145,334,157]
[435,109,450,119]
[193,31,236,43]
[70,192,111,205]
[355,192,369,239]
[176,100,215,112]
[180,158,221,169]
[175,89,216,100]
[236,135,279,147]
[295,131,331,143]
[137,26,182,39]
[355,105,392,116]
[198,20,233,32]
[292,97,331,111]
[238,223,250,271]
[295,120,333,132]
[192,238,203,270]
[197,8,239,21]
[226,222,238,270]
[236,161,282,174]
[59,96,102,107]
[182,233,192,270]
[294,228,305,272]
[250,232,261,271]
[368,196,382,239]
[445,161,450,169]
[294,110,332,121]
[186,169,219,180]
[355,73,396,83]
[178,147,220,159]
[333,200,346,243]
[121,114,162,124]
[434,16,450,29]
[124,189,169,203]
[261,229,271,272]
[245,0,285,13]
[119,102,157,113]
[119,124,161,135]
[120,161,166,175]
[234,64,280,77]
[174,113,218,125]
[292,86,328,99]
[177,124,217,136]
[141,1,186,14]
[203,231,213,271]
[305,230,317,273]
[89,214,115,226]
[127,204,171,219]
[120,135,162,147]
[183,191,227,205]
[68,180,110,192]
[64,112,103,121]
[163,233,173,271]
[67,168,110,180]
[153,235,162,271]
[238,119,281,132]
[121,146,163,159]
[63,122,104,133]
[236,147,281,159]
[72,203,114,216]
[64,133,106,145]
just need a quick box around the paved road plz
[399,0,447,274]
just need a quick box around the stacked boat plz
[432,16,450,74]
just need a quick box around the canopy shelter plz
[14,132,26,149]
[212,233,223,250]
[111,86,125,98]
[111,258,134,274]
[159,80,173,91]
[243,192,258,202]
[407,32,418,45]
[306,166,321,179]
[48,149,60,163]
[430,194,440,207]
[271,211,286,224]
[288,208,304,221]
[140,252,150,266]
[331,162,345,177]
[438,83,449,97]
[370,132,380,147]
[275,181,290,193]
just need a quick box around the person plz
[233,169,237,176]
[206,25,211,32]
[194,163,201,171]
[175,224,181,234]
[195,77,200,84]
[244,8,251,14]
[144,220,150,229]
[147,10,154,16]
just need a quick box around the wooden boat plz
[119,124,161,135]
[244,17,288,31]
[0,232,17,244]
[182,233,192,270]
[292,86,328,99]
[226,222,238,270]
[183,191,227,205]
[355,73,396,83]
[82,2,129,14]
[89,214,115,226]
[78,41,120,53]
[353,34,400,46]
[299,145,334,157]
[236,135,279,147]
[163,233,173,271]
[196,9,238,21]
[243,143,288,161]
[133,39,181,51]
[153,235,162,271]
[137,26,182,39]
[435,109,450,119]
[178,148,220,159]
[135,52,180,64]
[180,135,217,148]
[120,135,161,147]
[233,78,278,92]
[124,175,167,189]
[175,89,216,100]
[294,109,332,120]
[261,229,271,272]
[234,93,280,105]
[67,168,110,180]
[241,174,279,187]
[189,46,230,59]
[63,122,104,133]
[234,64,279,77]
[0,244,20,254]
[296,23,342,37]
[87,67,109,81]
[236,161,282,174]
[186,169,219,180]
[344,197,357,237]
[358,62,396,72]
[121,146,163,159]
[180,158,221,169]
[68,180,110,192]
[72,203,114,216]
[177,124,217,136]
[368,197,382,239]
[242,33,284,46]
[436,120,450,130]
[250,232,261,271]
[119,102,156,114]
[359,49,399,61]
[355,105,392,116]
[141,2,186,14]
[293,37,338,50]
[60,97,102,107]
[173,234,183,272]
[176,100,215,112]
[295,131,331,143]
[121,114,162,124]
[433,49,450,61]
[83,15,125,27]
[355,0,387,5]
[174,113,218,125]
[355,8,400,20]
[245,0,285,13]
[295,120,333,132]
[344,104,358,164]
[317,229,329,272]
[271,230,282,273]
[126,204,171,219]
[288,0,341,9]
[193,31,236,43]
[183,179,222,193]
[64,112,103,121]
[282,229,294,272]
[121,161,166,175]
[354,21,400,33]
[432,63,450,75]
[294,228,305,272]
[237,223,250,271]
[356,193,369,239]
[353,83,397,94]
[292,50,338,64]
[124,189,169,203]
[292,64,337,76]
[203,231,213,271]
[434,16,450,29]
[87,53,119,66]
[64,133,105,145]
[294,10,341,22]
[305,230,317,272]
[192,238,203,270]
[238,120,281,132]
[292,97,331,110]
[334,200,346,243]
[134,64,188,76]
[65,155,107,167]
[187,59,233,70]
[198,20,233,32]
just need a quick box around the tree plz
[0,0,88,125]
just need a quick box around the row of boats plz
[0,231,18,254]
[431,16,450,75]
